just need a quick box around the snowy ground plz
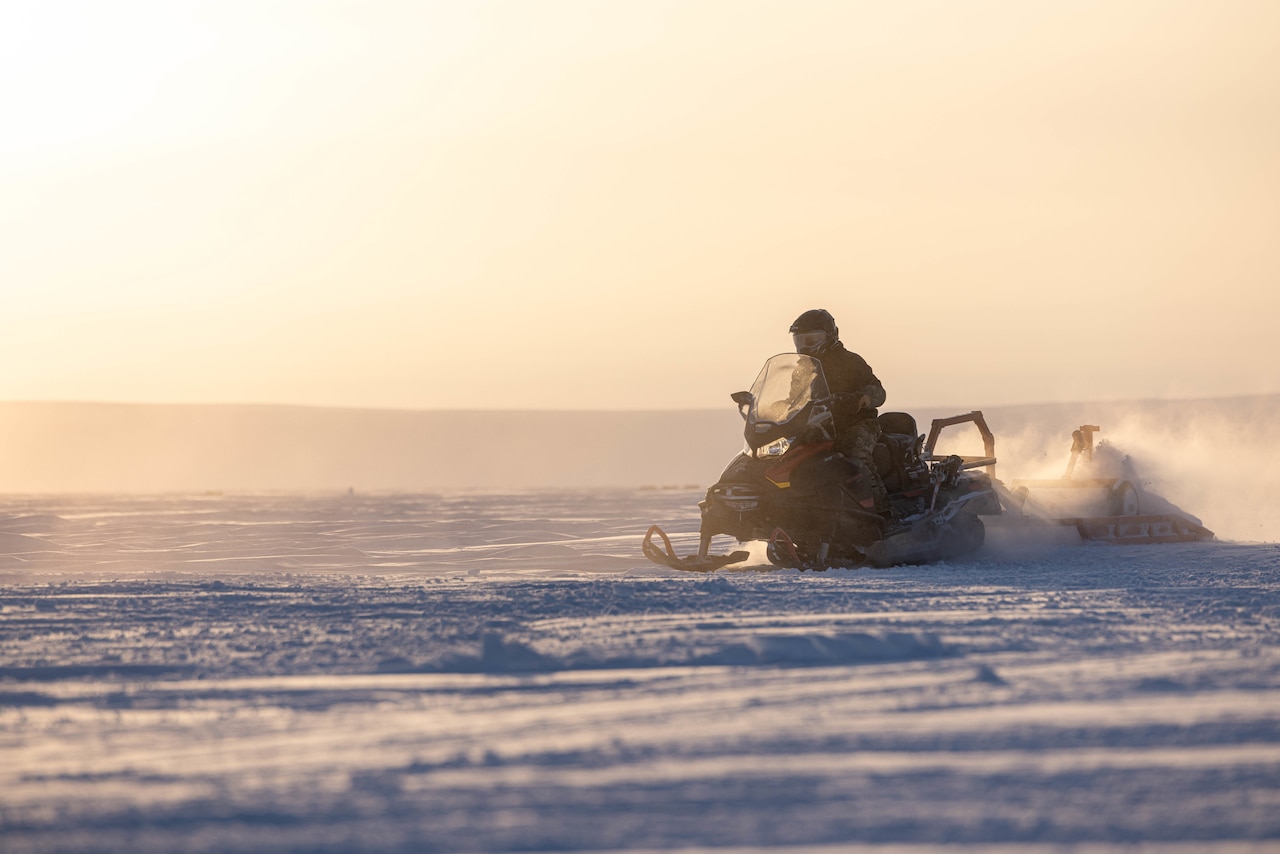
[1,490,1278,853]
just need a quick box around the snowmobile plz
[643,353,1002,571]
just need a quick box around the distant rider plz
[789,308,889,512]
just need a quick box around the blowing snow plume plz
[924,395,1280,543]
[1096,403,1280,544]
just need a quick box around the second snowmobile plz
[644,353,1002,570]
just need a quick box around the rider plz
[789,309,889,512]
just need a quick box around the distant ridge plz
[0,394,1276,495]
[0,402,741,493]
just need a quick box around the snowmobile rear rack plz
[924,411,998,477]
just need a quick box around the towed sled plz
[644,354,1001,571]
[931,415,1215,545]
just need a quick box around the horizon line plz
[0,390,1277,415]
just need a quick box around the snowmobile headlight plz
[716,485,760,512]
[758,436,791,457]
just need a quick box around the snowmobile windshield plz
[744,354,830,449]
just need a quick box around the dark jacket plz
[815,341,886,431]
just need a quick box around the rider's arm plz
[856,382,886,411]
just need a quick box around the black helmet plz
[789,309,838,356]
[789,308,837,338]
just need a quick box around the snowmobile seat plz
[875,433,918,493]
[878,411,918,438]
[875,413,925,494]
[873,441,896,491]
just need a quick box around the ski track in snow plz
[1,490,1278,853]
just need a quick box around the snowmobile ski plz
[642,525,751,572]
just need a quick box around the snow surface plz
[1,490,1278,853]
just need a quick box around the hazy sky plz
[3,0,1277,411]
